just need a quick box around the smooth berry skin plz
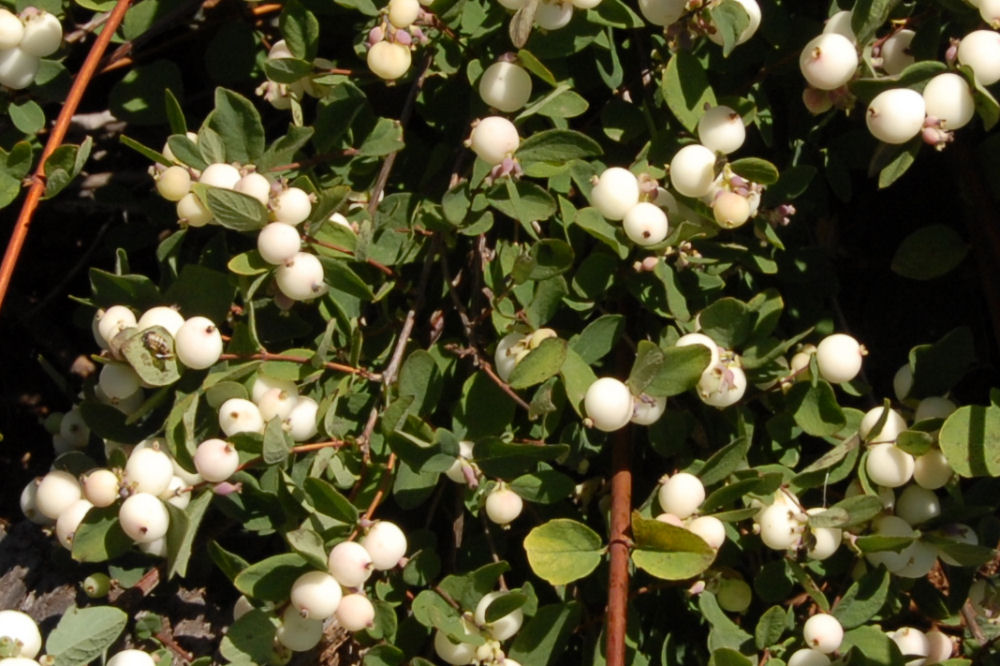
[276,252,327,301]
[623,202,669,246]
[257,222,302,265]
[19,11,62,57]
[0,47,39,90]
[328,541,374,588]
[590,167,640,221]
[336,593,376,632]
[788,648,831,666]
[124,446,174,497]
[922,73,975,130]
[387,0,421,28]
[670,144,717,198]
[199,163,240,190]
[957,30,1000,86]
[697,105,746,155]
[866,88,926,145]
[799,33,857,90]
[118,492,170,544]
[469,116,520,166]
[285,396,319,441]
[367,41,412,81]
[534,0,573,30]
[194,438,240,482]
[107,650,156,666]
[174,316,224,370]
[637,0,685,27]
[880,29,915,75]
[479,61,532,112]
[815,333,863,384]
[658,473,705,519]
[706,0,760,46]
[485,486,524,526]
[475,591,524,641]
[866,443,915,488]
[96,305,137,348]
[913,449,953,490]
[272,187,312,225]
[276,605,323,652]
[434,630,477,665]
[56,498,93,550]
[895,484,941,526]
[0,9,24,50]
[176,192,213,227]
[219,398,265,437]
[0,610,42,659]
[584,377,634,432]
[137,306,185,336]
[712,191,751,229]
[290,570,343,620]
[495,331,527,382]
[631,394,666,426]
[802,613,843,654]
[35,470,83,520]
[687,515,726,550]
[361,520,408,570]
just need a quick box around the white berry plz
[623,201,669,245]
[698,106,746,155]
[788,648,831,666]
[257,222,302,265]
[534,0,574,30]
[434,630,477,665]
[0,610,42,659]
[707,0,761,45]
[859,405,907,443]
[658,472,705,519]
[880,29,915,75]
[176,192,213,227]
[284,395,319,441]
[96,305,137,347]
[234,172,272,205]
[637,0,685,26]
[336,593,375,632]
[697,364,747,409]
[367,40,412,81]
[866,88,926,145]
[584,377,634,432]
[688,515,726,549]
[957,30,1000,86]
[328,541,374,588]
[194,438,240,482]
[174,316,223,370]
[712,191,752,229]
[866,443,915,488]
[362,520,408,570]
[590,167,640,220]
[631,394,667,426]
[291,570,343,620]
[155,165,192,202]
[0,47,39,90]
[19,10,61,57]
[670,144,717,198]
[218,398,265,436]
[56,498,93,549]
[485,485,524,526]
[276,252,327,301]
[890,627,929,666]
[137,306,185,336]
[475,591,524,641]
[118,492,170,543]
[276,604,323,651]
[468,116,520,166]
[799,33,858,90]
[479,60,532,112]
[199,162,241,190]
[272,187,312,225]
[495,331,527,382]
[922,73,975,130]
[896,484,941,525]
[124,445,174,496]
[388,0,421,28]
[35,469,83,520]
[106,650,155,666]
[803,613,843,654]
[99,363,142,401]
[0,9,24,50]
[815,333,864,384]
[913,449,953,490]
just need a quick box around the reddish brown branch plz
[0,0,134,316]
[606,421,632,666]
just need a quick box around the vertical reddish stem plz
[606,421,632,665]
[0,0,133,315]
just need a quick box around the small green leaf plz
[907,327,975,399]
[559,347,599,416]
[219,609,277,665]
[192,183,270,231]
[891,224,968,280]
[875,137,920,189]
[9,100,45,135]
[509,338,567,390]
[70,506,132,563]
[166,490,212,578]
[515,129,602,165]
[262,417,293,465]
[663,51,717,133]
[46,606,128,666]
[786,381,846,437]
[303,477,359,524]
[699,298,753,348]
[841,624,905,666]
[228,250,272,276]
[940,404,1000,477]
[628,342,711,398]
[507,602,581,666]
[729,157,779,185]
[708,0,751,57]
[754,605,788,650]
[488,180,557,225]
[523,519,603,586]
[233,553,310,602]
[833,567,891,629]
[280,0,320,60]
[569,315,623,364]
[510,470,575,504]
[121,326,181,387]
[207,87,266,163]
[631,512,716,580]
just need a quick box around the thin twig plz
[303,234,396,277]
[0,0,134,316]
[217,352,381,381]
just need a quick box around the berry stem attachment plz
[0,0,133,316]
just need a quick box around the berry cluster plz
[365,0,429,81]
[431,589,526,665]
[638,0,761,48]
[0,7,61,90]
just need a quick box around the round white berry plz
[485,486,524,526]
[96,305,137,347]
[99,363,142,401]
[56,498,93,550]
[155,165,192,202]
[124,445,174,496]
[0,9,24,50]
[0,47,39,90]
[285,396,319,441]
[276,604,323,651]
[20,480,51,525]
[434,630,477,665]
[0,610,42,659]
[866,88,926,145]
[864,515,915,571]
[631,394,666,426]
[859,406,907,443]
[361,521,408,570]
[698,106,746,155]
[815,333,863,384]
[291,570,343,620]
[218,398,265,437]
[35,469,83,520]
[658,473,705,519]
[803,613,843,654]
[670,144,717,198]
[822,10,855,43]
[637,0,685,26]
[106,650,155,666]
[118,492,170,544]
[697,364,747,409]
[688,515,726,550]
[199,163,241,190]
[495,331,527,382]
[534,0,574,30]
[59,406,90,449]
[712,191,752,229]
[328,541,374,588]
[367,40,412,81]
[707,0,761,46]
[896,485,941,525]
[866,443,915,488]
[890,627,929,666]
[922,73,975,130]
[914,397,957,423]
[479,60,532,112]
[272,187,312,225]
[958,30,1000,86]
[913,449,953,490]
[880,29,915,75]
[468,116,520,166]
[475,591,524,641]
[676,333,720,368]
[174,316,224,370]
[252,375,299,403]
[336,593,375,632]
[584,377,634,432]
[176,192,213,227]
[160,475,191,510]
[194,438,240,482]
[925,629,953,663]
[788,648,831,666]
[804,508,842,561]
[19,10,61,57]
[623,201,669,246]
[757,498,805,551]
[590,167,640,221]
[257,222,302,265]
[137,306,184,336]
[234,172,272,205]
[799,33,858,90]
[388,0,421,28]
[276,252,327,301]
[257,387,299,421]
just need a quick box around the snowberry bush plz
[3,0,1000,665]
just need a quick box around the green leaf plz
[699,592,753,651]
[875,137,920,189]
[833,567,891,629]
[573,207,629,258]
[570,314,623,364]
[508,338,567,390]
[120,326,181,387]
[46,606,128,666]
[262,417,293,465]
[631,512,716,580]
[398,350,442,416]
[262,57,315,84]
[708,0,751,57]
[516,49,556,86]
[923,535,996,567]
[523,519,603,586]
[785,381,846,437]
[907,327,975,399]
[192,183,269,231]
[841,624,904,666]
[507,602,581,666]
[359,117,405,157]
[510,470,575,504]
[484,592,529,623]
[809,495,883,529]
[628,341,711,398]
[233,553,310,602]
[559,347,599,416]
[488,180,557,225]
[70,505,132,563]
[589,0,644,28]
[219,609,276,665]
[9,100,45,135]
[699,298,753,348]
[663,50,717,133]
[164,88,187,134]
[940,404,1000,477]
[709,648,754,666]
[280,0,320,59]
[891,224,968,280]
[228,250,272,276]
[851,0,902,45]
[303,477,359,524]
[517,83,589,121]
[754,605,788,650]
[166,490,212,578]
[515,129,602,165]
[207,88,266,163]
[284,527,329,570]
[43,138,92,199]
[729,158,779,185]
[526,239,574,280]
